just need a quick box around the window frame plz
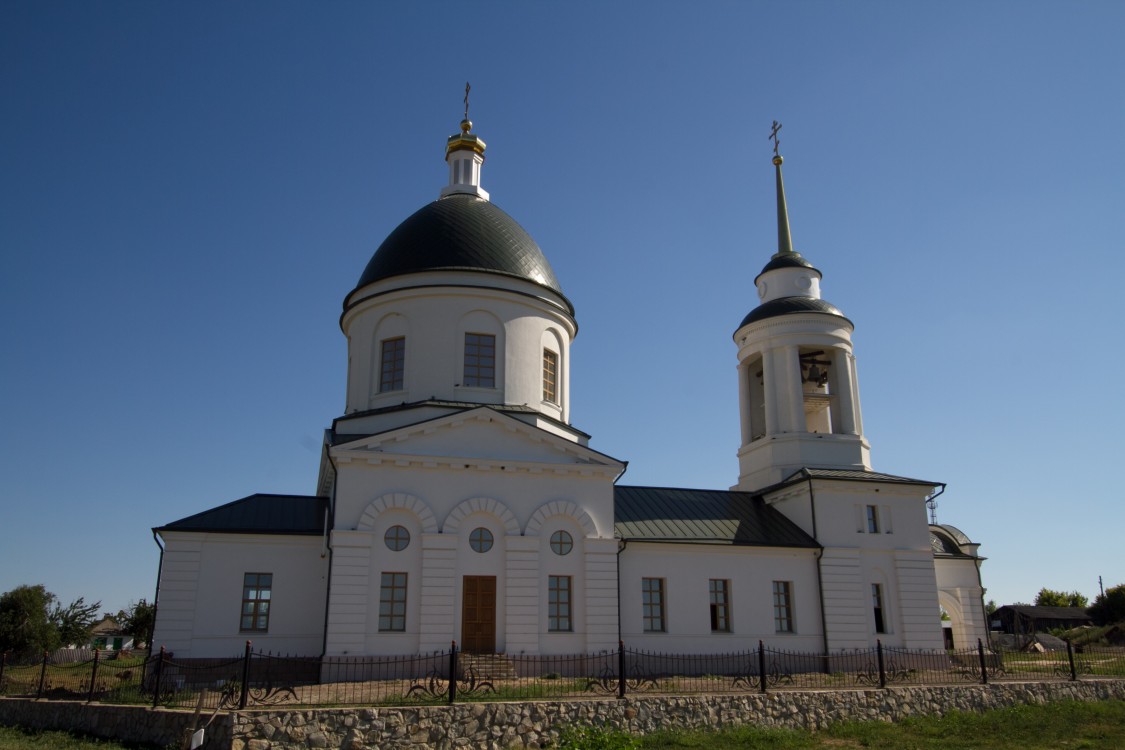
[463,332,496,388]
[709,579,731,633]
[384,525,410,552]
[379,336,406,393]
[773,580,794,633]
[872,583,886,634]
[642,577,666,633]
[866,505,880,534]
[240,572,273,633]
[542,348,559,404]
[378,572,408,632]
[548,575,572,632]
[469,526,494,553]
[549,529,573,556]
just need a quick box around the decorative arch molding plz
[356,493,438,533]
[443,496,521,535]
[525,501,598,538]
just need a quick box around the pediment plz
[331,407,624,476]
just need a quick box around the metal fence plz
[1,639,1122,710]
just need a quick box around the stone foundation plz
[2,680,1122,750]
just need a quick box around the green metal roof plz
[351,194,570,311]
[786,468,942,486]
[738,296,851,329]
[613,486,818,548]
[155,494,328,536]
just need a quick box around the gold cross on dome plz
[769,120,782,156]
[464,82,471,120]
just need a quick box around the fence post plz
[758,641,767,694]
[876,640,886,689]
[152,647,166,709]
[977,638,988,685]
[87,649,100,703]
[238,641,252,709]
[0,651,7,695]
[448,641,458,705]
[36,650,48,699]
[1066,640,1078,681]
[617,641,626,699]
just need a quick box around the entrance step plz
[459,653,518,681]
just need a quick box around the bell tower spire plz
[441,82,489,200]
[770,120,796,258]
[732,123,870,491]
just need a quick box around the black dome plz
[738,296,852,329]
[353,194,566,303]
[754,253,820,283]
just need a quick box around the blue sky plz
[2,1,1122,617]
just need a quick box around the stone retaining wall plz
[3,680,1123,750]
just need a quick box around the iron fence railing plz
[1,639,1121,709]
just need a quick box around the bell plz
[806,364,822,384]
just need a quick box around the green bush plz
[554,722,641,750]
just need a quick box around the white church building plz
[151,112,988,660]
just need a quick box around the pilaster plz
[505,536,540,655]
[418,533,458,653]
[584,538,620,652]
[324,530,372,655]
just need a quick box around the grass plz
[636,699,1125,749]
[0,726,163,750]
[2,698,1123,749]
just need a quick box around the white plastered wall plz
[152,532,329,658]
[618,542,823,653]
[323,438,620,656]
[342,273,575,426]
[765,480,944,651]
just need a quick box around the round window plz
[384,525,410,551]
[550,529,573,556]
[469,527,494,553]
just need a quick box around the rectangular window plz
[872,583,886,634]
[463,333,496,388]
[379,572,408,632]
[773,580,794,633]
[542,349,558,403]
[709,579,731,633]
[642,578,666,632]
[240,573,272,632]
[380,337,406,392]
[548,575,572,632]
[866,505,880,534]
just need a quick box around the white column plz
[849,354,864,437]
[324,530,372,655]
[418,533,458,653]
[783,346,805,433]
[833,349,859,435]
[737,363,751,445]
[762,348,779,436]
[505,536,540,655]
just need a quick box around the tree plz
[114,599,155,648]
[985,599,998,617]
[50,596,101,647]
[0,584,60,659]
[1088,584,1125,627]
[1034,588,1089,608]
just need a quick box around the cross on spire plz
[464,82,471,121]
[769,120,782,157]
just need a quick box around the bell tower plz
[733,124,870,491]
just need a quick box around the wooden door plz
[461,576,497,653]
